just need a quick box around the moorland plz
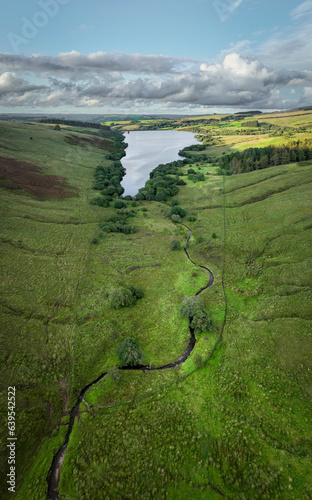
[0,109,311,499]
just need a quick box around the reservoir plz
[121,130,198,196]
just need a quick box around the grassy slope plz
[1,117,312,499]
[59,161,311,500]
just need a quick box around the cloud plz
[0,50,311,111]
[0,71,46,96]
[0,51,191,77]
[291,1,312,19]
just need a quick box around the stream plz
[46,225,214,499]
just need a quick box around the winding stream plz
[47,225,214,500]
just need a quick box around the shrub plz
[123,195,133,201]
[171,240,181,251]
[109,288,136,309]
[176,179,186,186]
[117,338,144,367]
[90,197,110,207]
[109,286,144,308]
[171,214,181,223]
[187,168,196,174]
[171,206,186,218]
[186,216,197,222]
[107,366,121,383]
[91,238,99,244]
[171,200,179,206]
[114,200,127,209]
[212,232,217,239]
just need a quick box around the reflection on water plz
[121,130,198,196]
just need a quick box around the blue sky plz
[0,0,311,114]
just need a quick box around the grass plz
[1,114,312,500]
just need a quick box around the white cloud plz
[291,1,312,19]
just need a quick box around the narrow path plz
[47,226,215,499]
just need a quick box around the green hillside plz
[0,119,311,499]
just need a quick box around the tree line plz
[38,118,110,130]
[217,139,312,174]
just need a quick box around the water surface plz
[121,130,198,196]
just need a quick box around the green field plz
[0,116,312,499]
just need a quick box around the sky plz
[0,0,312,114]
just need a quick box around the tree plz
[110,287,135,308]
[109,286,144,308]
[171,206,186,218]
[117,338,144,367]
[180,296,212,333]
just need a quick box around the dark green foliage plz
[54,124,61,131]
[212,232,217,239]
[137,160,186,201]
[187,168,196,174]
[114,200,127,209]
[91,238,99,244]
[100,214,137,234]
[176,179,186,185]
[123,195,133,201]
[109,285,144,309]
[242,120,259,128]
[171,206,186,218]
[110,288,136,309]
[180,296,212,333]
[117,338,143,366]
[38,118,110,130]
[171,240,181,251]
[218,139,312,174]
[171,200,179,206]
[127,285,145,300]
[90,197,110,207]
[186,216,197,222]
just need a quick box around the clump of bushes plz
[170,206,186,218]
[100,215,137,234]
[171,240,181,251]
[109,286,144,309]
[90,196,111,207]
[117,338,144,367]
[180,296,212,333]
[114,200,127,209]
[186,216,197,222]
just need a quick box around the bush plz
[107,366,121,383]
[114,200,127,209]
[171,200,179,206]
[90,197,110,207]
[180,296,212,333]
[110,287,136,309]
[91,238,99,244]
[117,338,144,367]
[186,216,197,222]
[109,286,144,309]
[171,214,181,223]
[176,179,186,186]
[171,240,181,251]
[171,206,186,218]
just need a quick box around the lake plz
[121,130,198,196]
